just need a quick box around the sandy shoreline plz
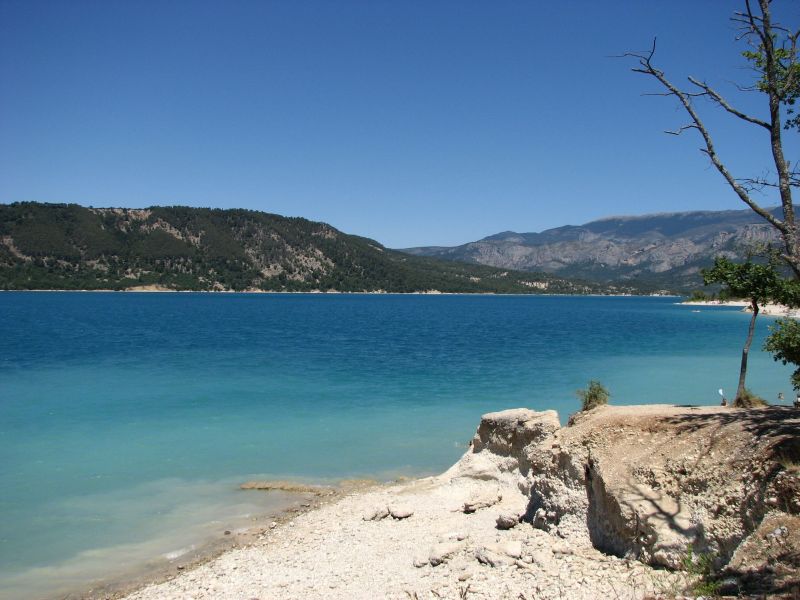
[0,288,678,298]
[119,476,675,600]
[50,481,376,600]
[40,404,799,599]
[681,299,800,317]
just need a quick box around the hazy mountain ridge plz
[402,207,783,290]
[0,202,627,294]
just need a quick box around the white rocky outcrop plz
[450,405,800,574]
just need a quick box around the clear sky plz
[1,1,798,247]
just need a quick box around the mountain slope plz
[0,203,623,294]
[402,207,783,290]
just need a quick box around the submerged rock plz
[239,480,330,494]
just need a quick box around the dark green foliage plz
[576,380,610,412]
[701,256,785,304]
[133,230,195,259]
[765,318,800,391]
[0,202,621,294]
[689,290,710,301]
[742,41,800,131]
[702,256,788,404]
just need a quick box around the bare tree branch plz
[687,77,770,128]
[755,0,796,251]
[744,0,769,49]
[626,38,787,234]
[738,172,800,191]
[623,2,798,277]
[665,125,699,136]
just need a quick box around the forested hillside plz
[0,203,628,294]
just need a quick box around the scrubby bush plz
[681,545,721,597]
[576,380,610,412]
[735,388,768,408]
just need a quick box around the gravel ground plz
[122,471,685,600]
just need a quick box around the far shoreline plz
[0,287,681,298]
[680,298,800,318]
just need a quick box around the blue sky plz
[1,1,798,247]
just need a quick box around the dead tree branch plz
[622,0,799,276]
[625,39,787,235]
[687,77,770,128]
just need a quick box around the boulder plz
[475,546,514,567]
[462,490,502,513]
[388,504,414,520]
[428,541,464,566]
[362,506,389,521]
[496,513,519,530]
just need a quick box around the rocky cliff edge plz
[445,404,800,594]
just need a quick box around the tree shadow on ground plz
[659,406,800,459]
[660,407,800,597]
[728,550,800,598]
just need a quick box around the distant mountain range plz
[401,207,783,291]
[0,202,629,294]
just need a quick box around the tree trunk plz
[759,0,798,276]
[735,299,760,405]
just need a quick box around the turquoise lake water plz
[0,293,793,598]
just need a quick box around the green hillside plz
[0,203,631,294]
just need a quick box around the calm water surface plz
[0,293,792,598]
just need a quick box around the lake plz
[0,293,792,598]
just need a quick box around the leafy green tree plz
[764,317,800,390]
[762,276,800,392]
[702,257,786,404]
